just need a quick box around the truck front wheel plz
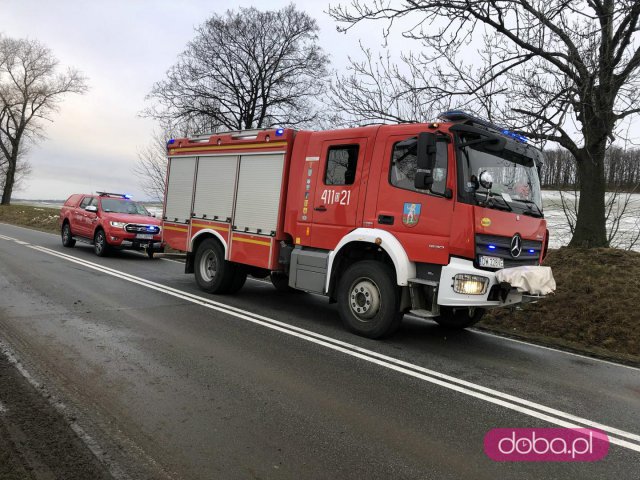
[94,229,110,257]
[194,238,238,294]
[337,260,403,339]
[434,307,485,329]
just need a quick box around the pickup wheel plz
[434,307,485,330]
[337,260,403,339]
[93,229,110,257]
[61,223,75,248]
[194,238,236,294]
[146,248,155,259]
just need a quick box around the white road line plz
[0,223,636,371]
[16,243,640,454]
[0,400,6,414]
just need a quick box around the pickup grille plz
[475,234,542,270]
[125,224,160,234]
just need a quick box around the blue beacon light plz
[275,128,284,136]
[488,245,497,250]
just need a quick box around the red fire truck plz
[162,111,553,338]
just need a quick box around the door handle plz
[378,214,394,225]
[314,205,327,212]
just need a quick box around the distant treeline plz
[542,148,640,190]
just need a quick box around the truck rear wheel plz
[194,238,237,294]
[434,307,485,330]
[337,260,403,339]
[61,223,75,248]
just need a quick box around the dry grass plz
[479,248,640,365]
[0,204,60,234]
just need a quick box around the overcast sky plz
[3,0,369,201]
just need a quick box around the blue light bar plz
[124,194,132,199]
[501,129,528,144]
[275,128,284,136]
[167,139,175,145]
[488,245,497,250]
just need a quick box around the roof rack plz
[188,127,276,142]
[96,192,132,199]
[438,110,528,143]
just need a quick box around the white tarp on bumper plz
[495,266,556,295]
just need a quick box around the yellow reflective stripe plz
[164,225,188,232]
[232,236,271,247]
[192,223,229,232]
[170,141,287,154]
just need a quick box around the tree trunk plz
[569,148,608,248]
[1,156,16,205]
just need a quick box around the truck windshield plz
[101,198,150,215]
[458,140,543,214]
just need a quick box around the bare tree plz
[133,128,174,202]
[0,36,87,205]
[329,0,640,248]
[145,4,330,132]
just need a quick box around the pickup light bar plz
[97,192,132,199]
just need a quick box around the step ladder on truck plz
[161,112,555,338]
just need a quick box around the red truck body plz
[162,112,551,337]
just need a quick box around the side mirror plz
[415,132,437,189]
[85,205,98,213]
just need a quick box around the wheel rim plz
[62,225,70,243]
[348,277,382,322]
[95,232,104,253]
[199,249,218,282]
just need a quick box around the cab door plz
[375,133,455,265]
[74,196,92,237]
[309,138,367,249]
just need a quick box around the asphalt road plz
[0,222,639,479]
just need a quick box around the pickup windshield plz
[458,139,543,213]
[101,198,150,215]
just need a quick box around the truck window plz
[390,138,448,195]
[79,197,91,209]
[325,145,359,185]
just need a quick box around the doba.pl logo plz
[484,428,609,462]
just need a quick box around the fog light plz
[453,274,489,295]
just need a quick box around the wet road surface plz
[0,223,639,479]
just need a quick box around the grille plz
[125,224,160,234]
[475,234,542,270]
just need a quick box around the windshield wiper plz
[514,198,543,217]
[475,191,513,212]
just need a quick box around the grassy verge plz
[0,204,60,234]
[479,248,640,366]
[0,205,638,365]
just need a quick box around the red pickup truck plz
[59,192,164,258]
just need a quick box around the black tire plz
[270,272,294,292]
[147,248,155,259]
[93,229,110,257]
[194,238,236,294]
[434,307,485,330]
[61,222,75,248]
[337,260,403,339]
[228,267,247,294]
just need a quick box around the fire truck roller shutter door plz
[326,228,416,292]
[165,156,197,223]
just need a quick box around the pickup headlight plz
[109,221,126,228]
[453,274,489,295]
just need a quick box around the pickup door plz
[74,196,98,238]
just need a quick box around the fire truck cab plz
[162,112,554,338]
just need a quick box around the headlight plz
[109,221,126,228]
[453,274,489,295]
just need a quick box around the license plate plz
[479,255,504,269]
[136,234,154,240]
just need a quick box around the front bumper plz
[106,230,164,250]
[436,257,539,308]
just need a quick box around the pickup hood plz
[103,213,161,226]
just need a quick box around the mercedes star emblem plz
[510,234,522,258]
